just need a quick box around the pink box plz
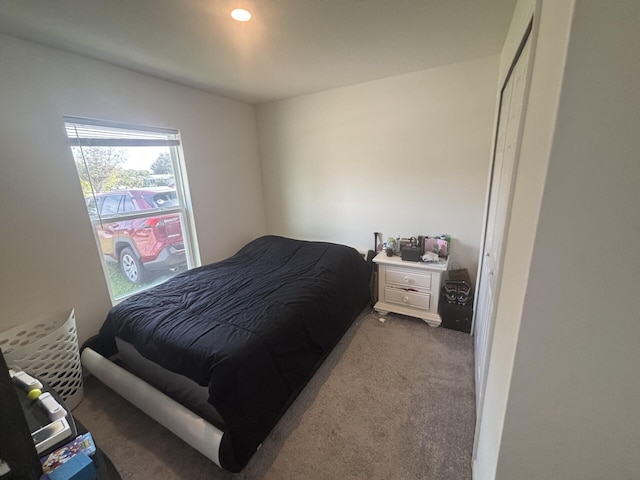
[424,237,449,257]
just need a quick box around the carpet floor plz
[72,310,475,479]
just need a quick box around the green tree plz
[73,147,127,194]
[105,169,150,191]
[150,152,172,175]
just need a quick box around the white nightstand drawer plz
[385,268,432,289]
[385,287,431,311]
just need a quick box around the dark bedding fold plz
[99,235,370,471]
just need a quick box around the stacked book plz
[39,433,96,480]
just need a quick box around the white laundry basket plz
[0,309,83,409]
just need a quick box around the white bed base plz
[81,348,224,467]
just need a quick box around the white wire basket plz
[0,309,84,409]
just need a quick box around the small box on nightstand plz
[400,247,422,262]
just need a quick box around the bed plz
[80,235,371,472]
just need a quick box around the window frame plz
[64,116,201,303]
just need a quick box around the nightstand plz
[373,252,449,326]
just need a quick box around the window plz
[64,117,199,301]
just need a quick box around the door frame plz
[471,17,535,470]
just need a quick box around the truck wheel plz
[120,247,147,284]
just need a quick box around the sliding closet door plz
[474,31,532,410]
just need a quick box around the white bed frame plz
[81,348,224,467]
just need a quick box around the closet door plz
[474,32,532,410]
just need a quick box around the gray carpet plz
[72,311,475,479]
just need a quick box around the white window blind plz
[65,117,180,147]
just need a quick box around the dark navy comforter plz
[99,235,370,471]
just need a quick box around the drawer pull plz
[403,276,412,284]
[402,296,409,303]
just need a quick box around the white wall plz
[495,0,640,477]
[256,56,499,278]
[0,34,266,345]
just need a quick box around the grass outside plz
[105,262,178,300]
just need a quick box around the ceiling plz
[0,0,517,104]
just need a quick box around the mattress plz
[115,337,224,429]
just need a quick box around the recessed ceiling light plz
[231,8,252,22]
